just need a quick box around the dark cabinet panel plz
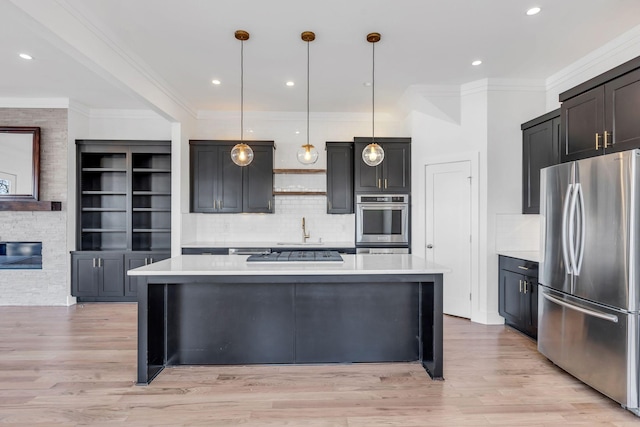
[354,137,411,193]
[326,142,353,214]
[522,111,560,214]
[498,256,538,339]
[604,67,640,153]
[242,145,274,213]
[561,86,605,162]
[190,140,273,213]
[72,253,100,296]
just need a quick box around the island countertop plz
[128,254,449,276]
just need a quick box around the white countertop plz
[129,254,449,276]
[497,251,540,263]
[182,241,354,248]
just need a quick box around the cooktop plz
[246,250,343,263]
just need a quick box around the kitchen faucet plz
[302,217,310,243]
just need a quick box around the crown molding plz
[197,110,396,122]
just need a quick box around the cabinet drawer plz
[499,255,538,276]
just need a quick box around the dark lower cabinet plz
[522,110,560,214]
[498,255,538,339]
[72,251,169,301]
[71,252,124,298]
[124,252,170,297]
[326,142,353,214]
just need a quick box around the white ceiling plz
[2,0,640,117]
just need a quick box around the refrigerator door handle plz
[541,291,619,323]
[568,182,580,276]
[562,183,574,274]
[575,183,586,275]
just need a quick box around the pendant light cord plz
[372,41,375,144]
[240,39,244,142]
[307,39,310,146]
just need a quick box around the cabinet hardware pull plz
[523,281,528,294]
[150,258,153,264]
[604,131,610,148]
[595,133,601,150]
[517,265,529,270]
[378,178,382,188]
[268,200,271,210]
[98,258,102,268]
[519,279,523,293]
[384,178,388,189]
[144,258,148,265]
[93,258,96,268]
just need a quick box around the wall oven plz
[356,194,409,247]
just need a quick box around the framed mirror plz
[0,127,40,201]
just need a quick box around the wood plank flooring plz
[0,303,638,426]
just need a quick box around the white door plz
[425,161,472,318]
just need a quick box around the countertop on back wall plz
[497,251,540,263]
[182,241,355,249]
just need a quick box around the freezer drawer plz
[538,286,639,411]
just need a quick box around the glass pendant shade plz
[362,142,384,166]
[231,143,254,166]
[297,143,319,165]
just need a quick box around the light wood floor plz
[0,304,638,426]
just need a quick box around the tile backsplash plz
[184,195,355,244]
[495,214,540,252]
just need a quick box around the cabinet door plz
[604,68,640,153]
[125,252,170,296]
[522,116,560,214]
[326,142,353,214]
[190,145,218,212]
[98,253,125,297]
[354,142,381,192]
[561,86,605,162]
[498,269,525,326]
[71,253,99,296]
[242,145,274,213]
[382,142,411,192]
[217,145,243,213]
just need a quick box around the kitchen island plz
[129,254,448,385]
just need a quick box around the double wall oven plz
[355,194,409,253]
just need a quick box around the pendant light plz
[362,32,384,167]
[297,31,319,165]
[230,30,254,167]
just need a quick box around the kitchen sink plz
[246,251,342,263]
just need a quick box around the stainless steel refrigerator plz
[539,149,640,416]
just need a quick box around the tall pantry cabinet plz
[71,140,171,302]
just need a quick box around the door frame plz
[421,152,480,322]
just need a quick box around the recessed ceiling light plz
[472,60,482,66]
[526,7,541,16]
[363,82,372,87]
[19,53,33,60]
[286,81,295,87]
[211,79,221,85]
[295,130,300,134]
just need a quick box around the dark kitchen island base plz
[133,256,445,385]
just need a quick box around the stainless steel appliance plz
[356,194,409,247]
[539,149,640,416]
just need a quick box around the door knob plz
[427,244,433,249]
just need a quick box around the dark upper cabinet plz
[190,140,274,214]
[353,137,411,193]
[242,144,274,213]
[326,142,354,214]
[561,86,605,162]
[560,57,640,162]
[521,110,560,214]
[604,67,640,154]
[498,256,538,340]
